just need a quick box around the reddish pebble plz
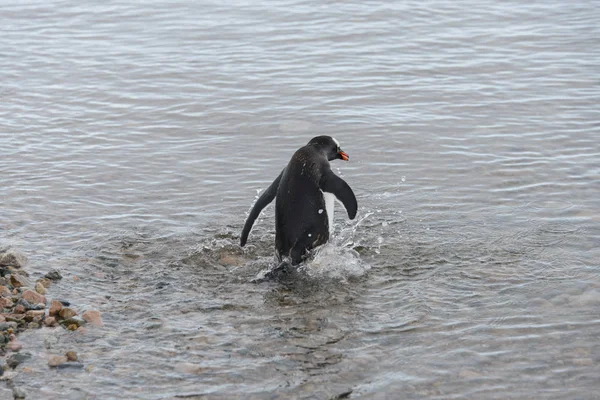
[0,286,12,297]
[14,304,26,314]
[44,316,57,327]
[82,310,103,327]
[0,297,14,309]
[21,289,46,305]
[49,300,62,316]
[7,340,23,352]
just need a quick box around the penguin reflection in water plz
[240,136,357,269]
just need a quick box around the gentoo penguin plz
[240,136,357,265]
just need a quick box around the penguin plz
[240,136,357,265]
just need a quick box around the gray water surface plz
[1,1,599,399]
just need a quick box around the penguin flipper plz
[320,170,357,219]
[240,170,283,246]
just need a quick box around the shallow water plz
[1,0,599,398]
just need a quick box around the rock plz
[67,324,78,331]
[0,248,28,268]
[25,310,45,318]
[35,282,47,295]
[65,351,78,361]
[47,355,68,367]
[16,298,44,311]
[12,387,26,399]
[36,278,51,288]
[7,352,31,369]
[43,317,57,327]
[56,362,84,370]
[21,290,46,306]
[13,304,26,314]
[0,315,4,323]
[48,300,62,316]
[0,286,11,297]
[7,340,23,352]
[9,274,31,288]
[25,310,44,323]
[27,322,40,329]
[44,270,63,281]
[0,321,18,331]
[82,310,103,327]
[0,297,14,309]
[7,267,28,277]
[59,307,77,319]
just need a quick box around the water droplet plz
[401,176,406,182]
[308,233,312,237]
[382,221,388,227]
[318,209,323,214]
[377,237,383,244]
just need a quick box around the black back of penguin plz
[240,136,357,265]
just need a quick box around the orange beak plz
[339,150,349,161]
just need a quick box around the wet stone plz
[44,270,63,281]
[48,355,68,367]
[49,300,62,316]
[61,316,85,328]
[1,320,20,329]
[27,322,40,329]
[35,282,47,295]
[13,304,26,314]
[65,351,78,361]
[7,352,31,369]
[12,387,26,399]
[59,307,77,319]
[82,310,103,327]
[7,340,23,352]
[56,362,84,370]
[0,248,28,268]
[9,274,31,288]
[36,278,51,288]
[44,317,57,327]
[0,297,14,309]
[0,286,11,297]
[22,290,46,306]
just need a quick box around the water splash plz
[299,242,369,282]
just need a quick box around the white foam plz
[299,242,370,282]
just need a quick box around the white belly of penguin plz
[321,191,335,235]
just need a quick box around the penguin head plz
[307,136,350,162]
